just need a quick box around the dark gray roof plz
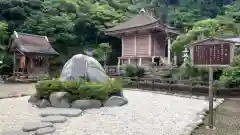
[105,12,158,32]
[10,32,59,55]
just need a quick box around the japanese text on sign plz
[192,44,231,65]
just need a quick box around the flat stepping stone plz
[0,131,30,135]
[22,122,53,132]
[40,107,83,117]
[41,116,67,123]
[35,127,56,135]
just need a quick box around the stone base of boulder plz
[103,96,128,107]
[71,99,101,110]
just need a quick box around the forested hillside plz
[0,0,239,76]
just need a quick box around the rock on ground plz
[49,92,70,108]
[59,54,109,83]
[71,100,101,110]
[35,127,56,135]
[41,116,67,123]
[36,99,51,108]
[40,107,83,117]
[0,131,30,135]
[22,122,53,132]
[103,96,128,107]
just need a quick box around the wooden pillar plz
[139,57,142,66]
[134,35,137,55]
[117,57,120,73]
[149,34,152,56]
[152,56,155,63]
[13,52,16,77]
[121,37,124,56]
[167,35,171,65]
[30,57,34,74]
[174,54,177,65]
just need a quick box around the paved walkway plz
[192,98,240,135]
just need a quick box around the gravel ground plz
[0,83,35,98]
[54,90,212,135]
[0,90,216,135]
[0,96,41,132]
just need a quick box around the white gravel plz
[0,90,217,135]
[54,90,212,135]
[0,96,41,132]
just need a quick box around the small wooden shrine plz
[104,9,179,66]
[8,31,59,77]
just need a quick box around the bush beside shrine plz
[35,78,123,102]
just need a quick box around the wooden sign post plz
[190,38,235,129]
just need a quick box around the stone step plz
[0,131,30,135]
[22,122,53,132]
[41,116,67,123]
[40,107,83,117]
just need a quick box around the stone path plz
[0,107,83,135]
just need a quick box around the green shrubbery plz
[122,64,145,78]
[35,78,123,101]
[220,67,240,88]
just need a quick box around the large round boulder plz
[59,54,109,83]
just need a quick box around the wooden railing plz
[112,76,240,98]
[105,65,178,76]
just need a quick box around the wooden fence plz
[112,76,240,98]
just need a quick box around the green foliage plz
[172,19,223,56]
[0,0,238,75]
[77,82,109,101]
[0,21,11,74]
[92,43,112,64]
[35,80,62,99]
[123,65,136,77]
[220,67,240,88]
[62,79,85,94]
[220,53,240,88]
[231,55,240,67]
[103,78,123,96]
[122,65,145,78]
[158,71,172,79]
[35,78,123,101]
[135,66,145,78]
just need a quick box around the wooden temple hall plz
[104,9,179,66]
[8,31,59,77]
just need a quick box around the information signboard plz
[190,38,235,129]
[192,44,231,66]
